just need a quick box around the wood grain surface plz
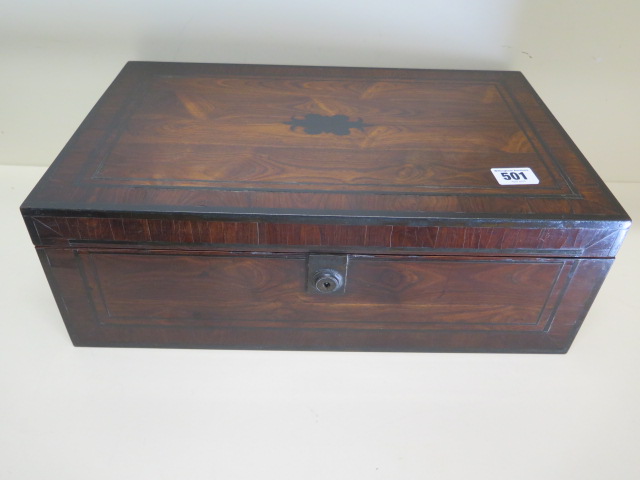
[21,62,629,225]
[38,248,612,352]
[21,62,630,352]
[28,214,626,257]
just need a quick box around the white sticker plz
[491,167,539,185]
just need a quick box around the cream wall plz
[2,0,639,181]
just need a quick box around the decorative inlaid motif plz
[284,114,371,135]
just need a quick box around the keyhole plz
[312,268,344,294]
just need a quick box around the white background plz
[1,1,639,478]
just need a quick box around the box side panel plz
[36,247,613,353]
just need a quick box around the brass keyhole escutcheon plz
[313,269,344,293]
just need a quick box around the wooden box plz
[21,62,630,353]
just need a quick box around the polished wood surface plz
[21,62,630,352]
[84,252,567,329]
[22,62,629,225]
[27,214,626,257]
[39,248,612,353]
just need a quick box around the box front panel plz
[38,247,612,352]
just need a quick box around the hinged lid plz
[22,62,630,256]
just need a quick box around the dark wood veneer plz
[36,247,612,352]
[22,62,628,221]
[29,215,624,257]
[22,62,630,353]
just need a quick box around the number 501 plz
[501,171,528,181]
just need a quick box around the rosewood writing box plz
[21,62,630,353]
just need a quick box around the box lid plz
[22,62,630,256]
